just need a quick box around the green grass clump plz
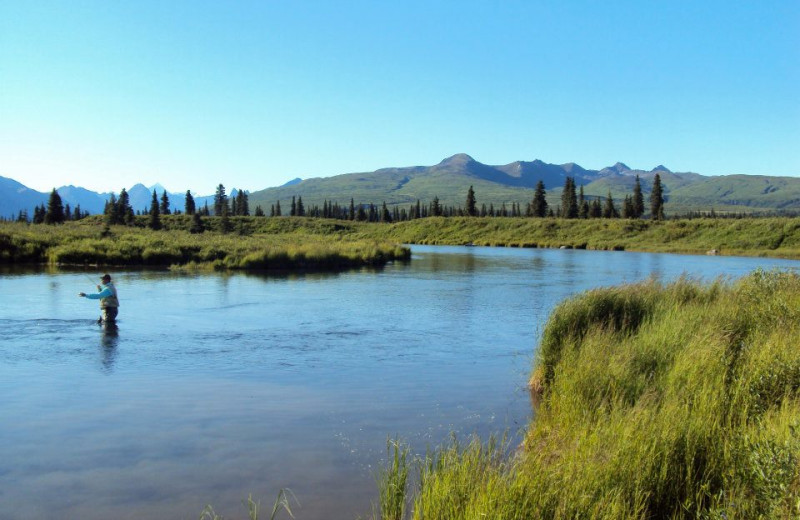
[376,270,800,519]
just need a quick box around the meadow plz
[375,270,800,519]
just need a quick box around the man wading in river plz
[79,273,120,324]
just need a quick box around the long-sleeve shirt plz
[85,286,113,299]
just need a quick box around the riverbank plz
[3,216,800,265]
[374,270,800,519]
[372,216,800,259]
[0,219,410,270]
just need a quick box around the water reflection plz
[100,323,119,373]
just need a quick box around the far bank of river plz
[2,216,799,273]
[373,216,800,259]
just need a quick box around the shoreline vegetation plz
[374,270,800,519]
[0,217,410,271]
[2,216,800,268]
[372,216,800,259]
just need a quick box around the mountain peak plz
[613,162,631,172]
[652,165,672,173]
[600,162,632,175]
[439,153,476,165]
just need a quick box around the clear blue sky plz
[1,1,798,195]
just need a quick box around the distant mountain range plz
[0,179,227,218]
[2,154,799,218]
[246,154,800,214]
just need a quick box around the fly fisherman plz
[79,273,120,324]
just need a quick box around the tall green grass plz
[0,219,410,270]
[376,270,800,519]
[370,216,800,258]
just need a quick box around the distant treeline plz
[7,174,796,226]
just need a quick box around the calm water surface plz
[1,246,797,519]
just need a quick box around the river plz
[0,245,797,519]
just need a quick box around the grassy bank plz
[5,216,800,264]
[0,218,409,270]
[371,216,800,258]
[376,270,800,519]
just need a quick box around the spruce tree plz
[431,196,441,217]
[579,186,589,219]
[622,195,635,219]
[465,185,477,216]
[296,196,305,217]
[104,193,118,226]
[254,205,264,217]
[349,198,355,220]
[33,204,45,224]
[45,189,65,224]
[185,190,196,215]
[602,191,618,218]
[290,196,296,216]
[275,200,282,217]
[561,177,578,218]
[148,190,161,230]
[160,190,171,215]
[633,175,645,218]
[219,203,231,233]
[229,192,238,216]
[214,184,227,216]
[190,212,204,233]
[531,180,548,218]
[650,173,665,220]
[590,199,602,218]
[118,188,134,224]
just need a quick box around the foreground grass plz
[370,216,800,259]
[0,218,410,270]
[377,270,800,519]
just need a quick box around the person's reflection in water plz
[100,322,119,373]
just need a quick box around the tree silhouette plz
[633,175,645,218]
[531,180,548,218]
[650,173,665,220]
[465,185,477,216]
[185,190,196,215]
[214,184,227,216]
[160,190,171,215]
[45,189,65,224]
[149,190,161,230]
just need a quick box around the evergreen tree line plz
[19,189,89,224]
[262,175,666,223]
[10,175,792,226]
